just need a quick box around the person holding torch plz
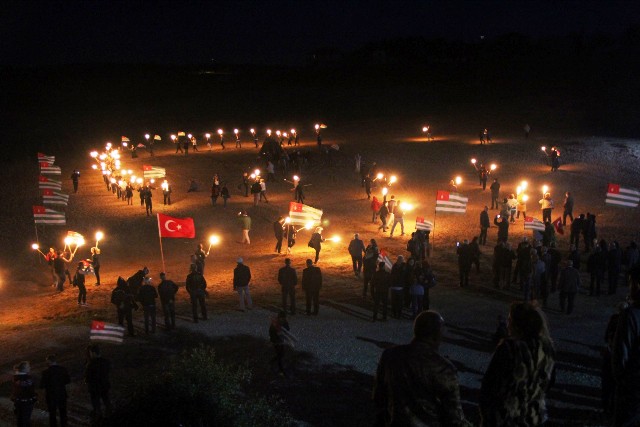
[308,227,325,264]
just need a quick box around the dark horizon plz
[3,1,640,67]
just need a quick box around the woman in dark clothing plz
[74,262,87,306]
[91,247,101,285]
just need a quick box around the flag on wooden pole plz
[288,202,323,227]
[39,162,62,175]
[33,206,66,224]
[38,176,62,190]
[42,189,69,206]
[435,190,468,214]
[143,165,166,179]
[415,216,434,231]
[606,183,640,208]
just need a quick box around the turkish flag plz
[552,217,565,235]
[436,190,450,201]
[157,213,195,238]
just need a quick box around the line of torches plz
[32,231,104,258]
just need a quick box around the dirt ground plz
[1,119,638,426]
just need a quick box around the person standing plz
[363,239,380,298]
[90,247,101,286]
[278,258,298,315]
[162,180,172,205]
[370,195,381,223]
[125,183,133,205]
[273,217,285,253]
[377,201,389,232]
[186,264,207,323]
[85,344,112,422]
[11,361,37,427]
[157,272,178,330]
[494,214,509,243]
[40,354,70,427]
[53,250,72,292]
[191,136,198,151]
[479,206,490,245]
[539,192,554,223]
[363,174,372,200]
[373,311,470,426]
[480,302,555,426]
[195,243,208,274]
[110,277,137,336]
[457,240,472,287]
[490,178,500,209]
[70,169,80,193]
[250,179,261,206]
[233,258,252,311]
[138,277,158,333]
[559,260,581,314]
[238,210,251,245]
[562,191,574,225]
[348,233,366,277]
[259,179,269,203]
[143,185,153,216]
[587,246,606,296]
[308,227,325,264]
[266,161,275,182]
[611,279,640,426]
[73,261,87,306]
[302,258,322,315]
[389,200,405,237]
[372,262,391,321]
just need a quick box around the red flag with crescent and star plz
[157,213,195,238]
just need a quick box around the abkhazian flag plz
[153,134,161,140]
[42,189,69,206]
[39,162,61,175]
[177,131,186,137]
[606,183,640,208]
[378,249,393,272]
[288,202,323,227]
[33,206,66,224]
[37,153,55,163]
[90,321,125,344]
[38,176,62,190]
[121,136,130,142]
[415,216,434,231]
[524,216,545,232]
[435,190,468,214]
[143,165,166,179]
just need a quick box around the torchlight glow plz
[523,195,529,202]
[521,181,528,190]
[490,164,497,171]
[305,221,314,230]
[471,158,477,164]
[542,185,549,194]
[205,133,211,139]
[455,176,462,185]
[285,217,291,224]
[293,175,299,181]
[90,151,98,158]
[208,235,220,245]
[400,202,414,211]
[150,178,155,184]
[382,187,388,196]
[314,124,320,130]
[541,146,546,151]
[171,134,176,141]
[422,126,428,132]
[91,164,97,170]
[290,129,295,134]
[250,174,256,179]
[145,134,150,140]
[389,175,397,184]
[234,129,239,134]
[250,128,255,134]
[276,130,281,136]
[267,129,272,135]
[188,134,193,139]
[217,129,223,135]
[31,243,39,250]
[254,169,260,176]
[95,231,104,241]
[516,186,522,195]
[376,172,383,180]
[330,235,341,242]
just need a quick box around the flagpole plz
[432,191,437,252]
[157,213,166,273]
[34,224,42,264]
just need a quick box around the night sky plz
[2,1,639,66]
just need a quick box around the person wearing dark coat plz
[85,345,111,422]
[91,247,101,286]
[546,243,562,292]
[611,281,640,427]
[278,258,298,315]
[457,240,473,287]
[127,266,149,297]
[470,237,481,273]
[11,361,37,427]
[479,206,490,245]
[562,191,574,225]
[273,217,285,253]
[348,233,366,277]
[490,179,500,209]
[158,272,178,330]
[137,277,158,334]
[195,243,207,274]
[559,260,581,314]
[568,244,581,271]
[608,241,622,295]
[500,242,516,289]
[372,262,391,321]
[301,259,322,315]
[186,265,207,322]
[377,201,389,232]
[110,277,137,336]
[40,354,70,427]
[494,215,509,243]
[363,239,380,298]
[570,213,584,247]
[584,213,597,251]
[308,227,325,264]
[588,246,606,296]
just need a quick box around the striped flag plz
[378,249,393,272]
[435,190,468,214]
[42,189,69,206]
[606,183,640,208]
[38,153,55,163]
[39,162,62,175]
[288,202,323,227]
[524,216,545,232]
[33,206,66,225]
[90,320,125,344]
[143,165,166,179]
[67,230,85,241]
[415,216,433,231]
[153,134,161,141]
[177,131,186,137]
[38,176,62,190]
[121,136,130,142]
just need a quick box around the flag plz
[42,189,69,206]
[143,165,166,179]
[67,230,85,241]
[33,206,66,224]
[435,190,468,214]
[288,202,323,227]
[552,217,564,235]
[38,176,62,190]
[90,321,125,344]
[39,162,62,175]
[153,134,161,141]
[378,249,393,272]
[177,131,186,137]
[606,183,640,208]
[137,143,146,148]
[524,216,545,232]
[121,136,130,142]
[415,216,433,231]
[37,153,55,163]
[157,213,195,238]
